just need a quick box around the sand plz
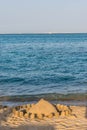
[0,99,87,130]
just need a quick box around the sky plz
[0,0,87,33]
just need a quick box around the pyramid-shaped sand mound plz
[29,98,57,116]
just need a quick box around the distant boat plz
[48,32,52,34]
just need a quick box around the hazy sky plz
[0,0,87,33]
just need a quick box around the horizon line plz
[0,32,87,35]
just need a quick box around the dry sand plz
[0,99,87,130]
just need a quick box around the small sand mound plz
[29,99,57,116]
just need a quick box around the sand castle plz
[0,100,87,130]
[12,99,72,119]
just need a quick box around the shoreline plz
[0,93,87,106]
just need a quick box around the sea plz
[0,33,87,105]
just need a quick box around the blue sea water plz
[0,33,87,98]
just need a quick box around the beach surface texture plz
[0,99,87,130]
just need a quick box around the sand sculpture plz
[12,99,72,119]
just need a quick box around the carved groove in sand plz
[12,99,72,119]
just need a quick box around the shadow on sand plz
[85,103,87,118]
[85,104,87,119]
[0,124,55,130]
[85,95,87,119]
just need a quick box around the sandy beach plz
[0,99,87,130]
[0,0,87,129]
